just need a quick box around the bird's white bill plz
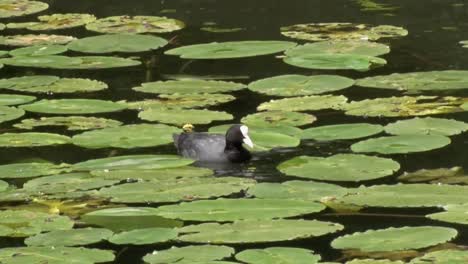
[243,135,254,148]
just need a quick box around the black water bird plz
[173,124,254,163]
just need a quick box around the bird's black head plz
[225,124,254,149]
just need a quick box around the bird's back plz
[173,132,228,162]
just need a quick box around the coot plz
[173,124,254,162]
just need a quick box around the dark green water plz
[2,0,468,262]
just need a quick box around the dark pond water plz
[3,0,468,263]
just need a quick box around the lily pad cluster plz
[7,13,96,30]
[86,15,185,34]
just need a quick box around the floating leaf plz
[73,155,193,171]
[20,99,126,114]
[280,23,408,42]
[241,111,316,127]
[138,108,233,125]
[143,245,234,264]
[0,75,58,89]
[15,116,122,131]
[331,226,457,252]
[90,166,213,181]
[285,40,390,57]
[247,180,350,201]
[278,154,399,182]
[0,94,35,106]
[133,79,245,94]
[0,162,69,179]
[284,53,386,71]
[0,210,73,237]
[126,93,235,110]
[25,228,113,246]
[82,207,183,232]
[384,117,468,136]
[72,124,179,149]
[351,135,451,154]
[165,40,297,59]
[154,198,326,221]
[96,176,255,203]
[410,249,468,263]
[0,247,114,263]
[302,123,383,141]
[86,15,185,34]
[0,34,75,46]
[178,219,343,244]
[0,132,70,147]
[109,227,177,245]
[0,105,24,124]
[248,74,354,97]
[68,34,168,53]
[209,124,301,150]
[343,96,468,117]
[235,247,321,264]
[0,0,48,18]
[336,183,468,208]
[427,204,468,225]
[398,167,465,183]
[1,55,141,69]
[356,71,468,91]
[7,13,96,30]
[257,95,347,112]
[9,44,67,56]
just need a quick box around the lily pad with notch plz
[86,15,185,34]
[143,245,234,264]
[68,34,168,54]
[351,135,451,154]
[384,117,468,136]
[302,123,383,141]
[0,105,25,124]
[427,203,468,225]
[20,99,127,114]
[133,79,245,94]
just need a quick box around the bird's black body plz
[173,124,252,163]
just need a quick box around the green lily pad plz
[74,155,193,171]
[20,99,126,114]
[351,135,451,154]
[25,227,113,246]
[398,167,465,183]
[336,183,468,208]
[241,111,316,127]
[248,74,354,97]
[86,15,185,34]
[0,34,76,46]
[126,93,235,110]
[208,124,301,150]
[154,198,326,221]
[331,226,457,252]
[72,124,179,149]
[0,210,73,237]
[278,154,399,182]
[0,94,35,106]
[23,172,119,194]
[285,40,390,57]
[15,116,122,131]
[9,78,106,94]
[96,176,255,203]
[8,13,95,31]
[1,55,141,69]
[247,180,350,201]
[82,207,183,232]
[68,34,168,53]
[0,180,7,191]
[165,40,297,59]
[0,246,114,263]
[257,95,348,112]
[280,23,408,42]
[0,105,24,124]
[133,79,245,94]
[343,96,468,117]
[0,0,48,18]
[143,245,234,264]
[0,162,70,179]
[302,123,383,141]
[283,53,387,71]
[138,108,233,125]
[0,75,58,89]
[178,219,343,244]
[235,247,321,264]
[9,45,68,57]
[410,249,468,264]
[427,203,468,225]
[356,71,468,91]
[109,227,177,245]
[384,117,468,136]
[90,166,213,181]
[0,132,70,147]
